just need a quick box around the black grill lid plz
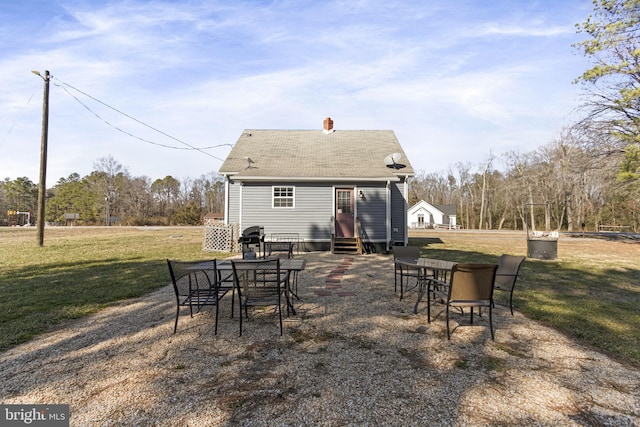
[241,225,263,236]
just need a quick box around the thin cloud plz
[478,23,572,37]
[0,0,593,181]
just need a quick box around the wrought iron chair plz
[265,241,295,258]
[493,255,525,315]
[430,263,498,340]
[167,259,229,334]
[231,258,290,336]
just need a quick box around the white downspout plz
[403,177,409,245]
[386,180,391,251]
[239,182,243,232]
[224,176,230,225]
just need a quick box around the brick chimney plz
[323,117,333,131]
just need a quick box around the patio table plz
[216,258,306,315]
[397,257,456,314]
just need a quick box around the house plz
[218,118,415,253]
[203,212,224,224]
[408,200,458,229]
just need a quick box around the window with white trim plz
[272,186,295,208]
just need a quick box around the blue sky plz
[0,0,593,183]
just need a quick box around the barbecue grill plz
[238,225,264,258]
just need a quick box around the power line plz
[53,77,232,162]
[0,87,37,149]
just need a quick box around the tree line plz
[2,129,636,231]
[0,138,637,231]
[0,156,225,226]
[409,127,639,232]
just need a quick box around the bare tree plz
[90,156,129,225]
[478,153,495,230]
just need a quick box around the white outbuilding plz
[407,200,458,229]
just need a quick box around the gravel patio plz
[1,252,639,426]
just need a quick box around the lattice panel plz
[202,221,240,253]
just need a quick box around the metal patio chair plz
[493,254,525,315]
[431,263,498,340]
[393,246,425,300]
[167,259,229,334]
[231,258,290,336]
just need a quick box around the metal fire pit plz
[527,235,558,260]
[525,204,558,260]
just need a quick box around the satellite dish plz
[384,152,405,169]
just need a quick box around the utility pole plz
[33,70,50,247]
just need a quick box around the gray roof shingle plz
[219,129,414,180]
[434,204,457,216]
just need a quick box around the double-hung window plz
[273,186,294,208]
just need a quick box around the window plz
[336,190,352,213]
[273,186,294,208]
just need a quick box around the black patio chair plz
[393,246,426,300]
[493,254,525,315]
[231,258,290,336]
[167,259,229,334]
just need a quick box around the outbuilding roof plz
[408,200,457,216]
[219,127,414,181]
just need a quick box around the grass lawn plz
[1,227,639,368]
[0,226,229,352]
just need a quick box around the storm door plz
[335,188,354,238]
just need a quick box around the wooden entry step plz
[332,237,362,255]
